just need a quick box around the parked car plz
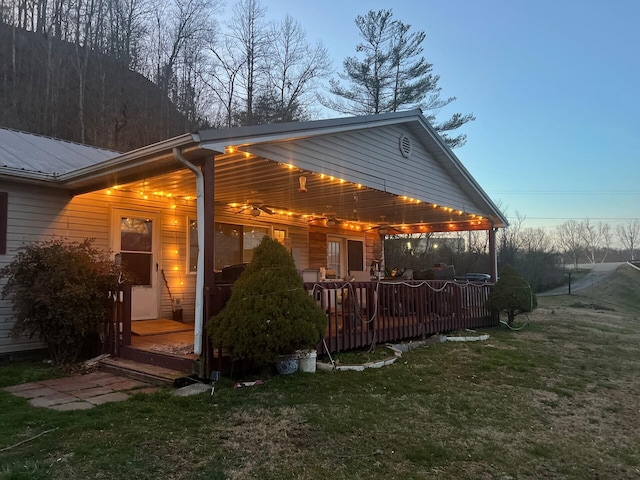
[454,273,491,283]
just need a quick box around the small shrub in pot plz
[207,237,326,368]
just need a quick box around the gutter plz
[172,147,205,356]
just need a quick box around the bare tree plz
[260,14,331,122]
[147,0,219,132]
[556,220,585,267]
[226,0,268,126]
[616,220,640,261]
[204,28,245,127]
[520,227,552,253]
[580,219,611,263]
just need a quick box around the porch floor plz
[130,319,197,358]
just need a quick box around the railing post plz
[121,284,132,347]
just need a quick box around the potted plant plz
[207,237,327,373]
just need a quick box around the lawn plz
[2,265,640,479]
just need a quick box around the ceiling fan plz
[366,217,404,235]
[307,212,342,227]
[236,200,288,217]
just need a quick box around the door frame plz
[111,207,162,320]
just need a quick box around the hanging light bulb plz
[298,175,307,192]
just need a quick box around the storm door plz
[112,210,160,320]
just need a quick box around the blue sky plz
[251,0,640,231]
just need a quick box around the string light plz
[104,166,491,241]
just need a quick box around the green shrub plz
[487,265,538,326]
[207,237,326,367]
[0,238,120,364]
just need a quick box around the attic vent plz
[399,134,412,158]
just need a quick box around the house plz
[0,109,508,370]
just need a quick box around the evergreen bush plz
[487,265,538,326]
[207,237,326,368]
[0,238,120,364]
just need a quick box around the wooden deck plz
[119,319,199,373]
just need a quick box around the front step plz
[99,357,188,387]
[119,345,198,374]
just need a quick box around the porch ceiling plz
[112,151,493,233]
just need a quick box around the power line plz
[489,190,640,195]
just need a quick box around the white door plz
[112,210,160,320]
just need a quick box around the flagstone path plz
[2,371,157,411]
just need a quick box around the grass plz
[1,264,640,479]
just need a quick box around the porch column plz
[203,157,215,288]
[489,227,498,282]
[201,157,215,368]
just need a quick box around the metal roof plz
[0,128,119,179]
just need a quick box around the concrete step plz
[99,357,188,387]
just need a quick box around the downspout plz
[172,148,204,355]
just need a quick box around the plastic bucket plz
[298,350,317,373]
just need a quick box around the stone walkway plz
[2,371,158,411]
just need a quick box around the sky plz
[231,0,640,232]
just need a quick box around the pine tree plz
[487,265,537,327]
[207,237,326,367]
[323,9,474,148]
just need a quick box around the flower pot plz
[297,349,317,373]
[275,354,299,375]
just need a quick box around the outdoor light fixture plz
[326,218,337,227]
[250,207,261,217]
[298,175,307,192]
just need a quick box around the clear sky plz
[242,0,640,231]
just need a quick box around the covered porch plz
[65,110,507,375]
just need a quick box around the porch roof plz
[1,110,508,232]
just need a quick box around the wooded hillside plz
[0,23,193,151]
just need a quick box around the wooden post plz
[203,158,215,289]
[202,157,215,373]
[489,228,498,283]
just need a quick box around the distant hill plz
[0,23,196,151]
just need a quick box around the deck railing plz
[103,284,132,356]
[304,280,496,353]
[105,280,495,373]
[203,280,496,359]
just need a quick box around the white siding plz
[248,124,484,214]
[0,180,319,355]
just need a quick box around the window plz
[189,222,281,271]
[347,239,364,272]
[243,226,269,263]
[120,216,153,285]
[212,222,269,271]
[327,237,365,278]
[273,228,286,244]
[327,239,342,277]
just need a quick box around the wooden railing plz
[304,280,497,354]
[203,280,496,363]
[105,280,494,375]
[103,284,132,356]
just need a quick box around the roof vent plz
[399,134,412,158]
